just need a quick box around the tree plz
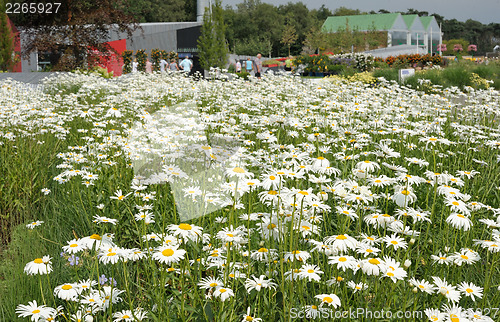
[281,23,298,56]
[198,0,228,70]
[10,0,139,71]
[313,5,333,22]
[0,1,13,71]
[333,7,364,16]
[124,0,187,23]
[302,25,324,54]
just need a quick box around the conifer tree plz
[197,0,228,70]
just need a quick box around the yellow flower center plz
[123,315,130,319]
[307,269,314,273]
[258,248,268,253]
[452,201,459,206]
[162,249,175,257]
[323,296,333,303]
[32,309,41,314]
[387,272,395,277]
[336,235,347,240]
[219,289,227,293]
[90,234,101,240]
[401,190,410,195]
[368,258,380,265]
[62,284,73,290]
[34,258,43,264]
[339,257,347,262]
[466,288,473,293]
[267,223,276,229]
[179,223,192,230]
[233,167,245,173]
[226,233,234,237]
[210,282,218,287]
[107,252,116,256]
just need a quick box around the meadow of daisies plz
[1,69,500,321]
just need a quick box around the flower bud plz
[404,259,411,268]
[412,287,418,293]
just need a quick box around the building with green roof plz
[322,13,442,54]
[420,16,442,54]
[402,14,425,48]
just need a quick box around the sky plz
[221,0,500,24]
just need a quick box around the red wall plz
[104,39,126,76]
[89,39,126,76]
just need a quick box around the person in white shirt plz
[236,60,241,73]
[179,57,193,73]
[131,58,138,73]
[160,58,168,73]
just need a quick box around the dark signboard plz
[177,26,201,53]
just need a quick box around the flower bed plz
[1,72,499,321]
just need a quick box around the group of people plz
[235,53,263,79]
[234,54,294,78]
[130,56,193,74]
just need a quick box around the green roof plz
[322,13,400,32]
[402,14,418,28]
[419,16,433,29]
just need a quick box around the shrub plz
[135,49,147,72]
[262,59,281,67]
[151,49,161,71]
[372,68,399,82]
[122,50,133,74]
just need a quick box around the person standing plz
[145,58,153,74]
[254,53,262,79]
[236,60,242,73]
[169,59,179,71]
[245,57,253,74]
[131,58,138,73]
[160,58,168,73]
[179,56,193,73]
